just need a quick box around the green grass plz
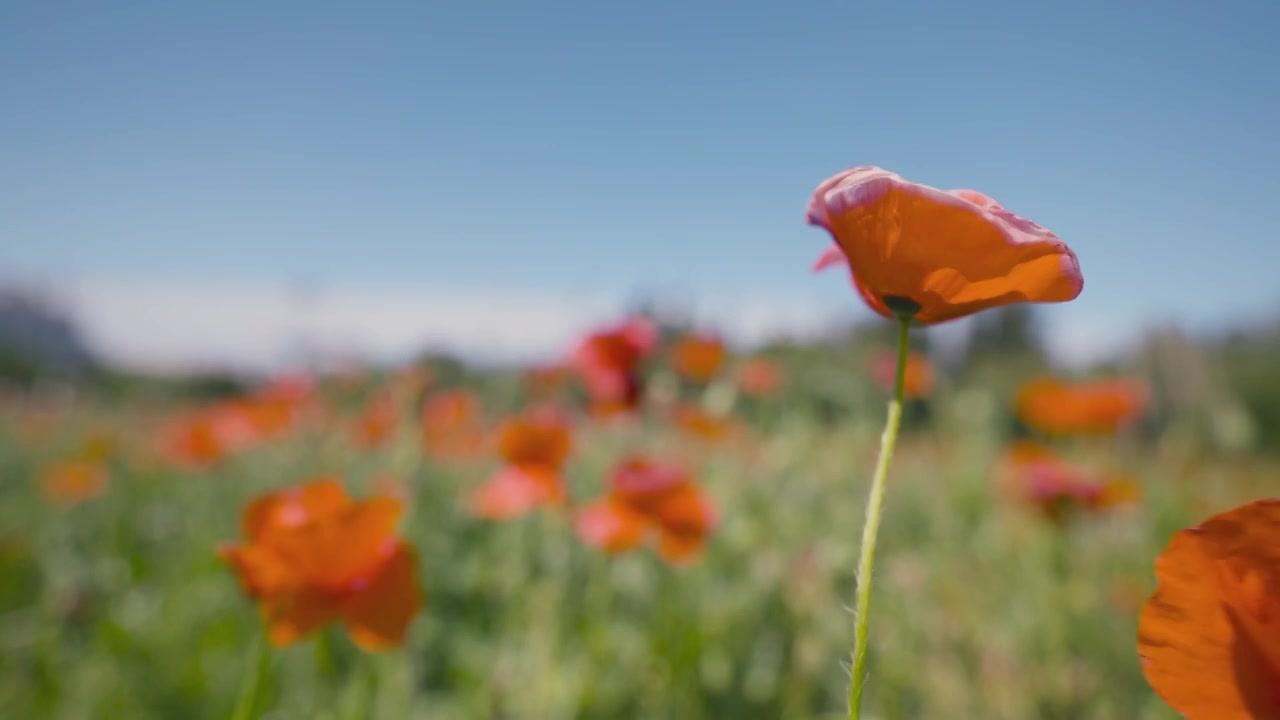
[0,386,1252,720]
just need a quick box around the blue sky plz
[2,1,1279,368]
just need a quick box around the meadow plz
[2,307,1274,720]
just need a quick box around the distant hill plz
[0,288,97,380]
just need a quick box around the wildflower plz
[575,456,717,563]
[872,350,933,399]
[41,460,109,506]
[353,391,398,449]
[421,389,486,459]
[670,332,726,384]
[1000,441,1139,524]
[671,404,735,443]
[220,478,423,650]
[807,167,1083,323]
[734,357,783,397]
[1138,498,1280,719]
[572,317,657,415]
[1016,377,1146,436]
[470,408,572,520]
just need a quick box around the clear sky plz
[2,0,1279,370]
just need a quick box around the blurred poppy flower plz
[524,363,573,398]
[575,456,717,564]
[807,167,1083,323]
[672,404,735,443]
[41,460,109,506]
[671,333,726,384]
[353,391,398,449]
[470,408,572,520]
[220,478,422,650]
[1138,498,1280,719]
[161,403,260,468]
[734,357,783,397]
[421,389,486,459]
[871,350,934,399]
[1000,441,1139,524]
[1016,377,1146,436]
[572,317,657,415]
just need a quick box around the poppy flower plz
[871,350,934,399]
[41,460,109,506]
[353,391,398,449]
[734,357,783,397]
[671,404,735,443]
[220,478,423,650]
[470,408,572,520]
[524,363,573,398]
[161,402,261,468]
[1138,498,1280,719]
[806,167,1083,323]
[421,389,486,459]
[1016,377,1146,436]
[670,333,726,384]
[572,317,658,415]
[1000,441,1139,524]
[574,456,717,564]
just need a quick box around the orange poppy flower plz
[421,389,486,459]
[220,478,423,650]
[524,363,572,398]
[672,404,735,443]
[470,408,572,520]
[807,167,1083,323]
[734,357,783,397]
[574,456,717,564]
[670,333,726,383]
[871,350,934,399]
[572,317,657,415]
[1138,498,1280,719]
[41,460,109,506]
[353,391,398,449]
[1000,441,1139,524]
[1016,377,1146,436]
[161,402,260,468]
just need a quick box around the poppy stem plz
[230,634,271,720]
[847,314,911,720]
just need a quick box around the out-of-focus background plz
[2,2,1278,718]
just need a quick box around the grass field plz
[0,337,1269,720]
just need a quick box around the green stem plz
[230,634,271,720]
[847,315,911,720]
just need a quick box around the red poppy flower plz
[807,167,1083,323]
[421,389,486,459]
[220,478,423,650]
[871,349,934,399]
[1138,498,1280,719]
[1000,441,1138,524]
[572,317,657,415]
[470,408,572,520]
[574,456,717,564]
[670,333,726,384]
[1016,377,1146,436]
[734,357,783,397]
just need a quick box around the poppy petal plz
[469,465,563,520]
[341,542,423,651]
[1138,499,1280,718]
[574,500,648,554]
[806,167,1083,324]
[263,588,338,647]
